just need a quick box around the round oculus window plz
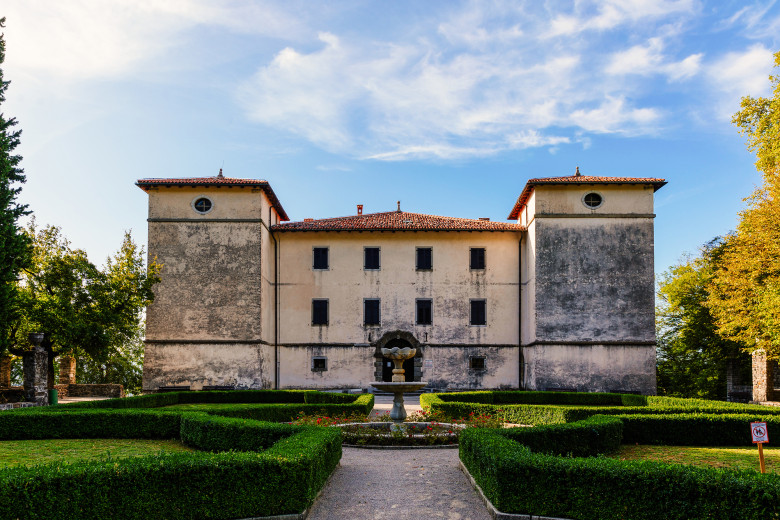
[582,192,603,209]
[192,197,213,214]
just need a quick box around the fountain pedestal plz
[371,346,426,422]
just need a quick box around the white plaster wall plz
[533,184,655,215]
[147,186,266,220]
[275,231,522,346]
[279,346,376,388]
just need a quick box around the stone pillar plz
[0,355,12,388]
[23,347,48,406]
[752,350,775,402]
[59,355,76,385]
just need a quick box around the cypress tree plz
[0,17,31,354]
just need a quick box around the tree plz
[7,223,159,389]
[708,51,780,358]
[0,17,31,355]
[656,240,745,399]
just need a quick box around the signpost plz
[751,421,769,474]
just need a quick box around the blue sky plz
[3,0,780,275]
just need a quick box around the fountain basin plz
[370,381,427,422]
[337,421,464,447]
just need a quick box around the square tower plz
[510,170,666,394]
[136,172,288,392]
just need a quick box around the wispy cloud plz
[706,44,776,119]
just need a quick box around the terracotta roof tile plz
[273,211,521,232]
[507,174,667,220]
[136,175,289,221]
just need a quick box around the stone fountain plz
[370,346,427,422]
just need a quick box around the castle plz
[137,169,665,394]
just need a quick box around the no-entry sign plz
[751,422,769,444]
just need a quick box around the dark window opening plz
[583,192,603,209]
[416,299,432,325]
[364,299,380,326]
[312,299,328,325]
[470,248,486,270]
[313,247,329,270]
[470,356,486,370]
[312,357,327,372]
[364,247,380,270]
[470,299,487,326]
[416,247,432,270]
[193,197,212,214]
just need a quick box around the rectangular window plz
[312,299,328,325]
[470,299,486,326]
[313,247,329,270]
[469,356,486,370]
[312,356,328,372]
[364,299,381,326]
[364,247,380,270]
[416,299,432,326]
[416,247,432,270]
[470,248,486,270]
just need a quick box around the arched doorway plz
[373,330,423,383]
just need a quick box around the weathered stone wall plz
[55,384,124,398]
[23,349,48,405]
[59,356,76,385]
[522,344,656,394]
[143,343,274,391]
[533,218,655,343]
[752,351,775,402]
[0,356,11,388]
[145,221,263,341]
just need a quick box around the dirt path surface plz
[306,447,491,520]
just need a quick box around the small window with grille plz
[312,356,328,372]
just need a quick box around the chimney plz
[397,201,401,212]
[357,204,363,215]
[575,166,581,177]
[304,218,314,222]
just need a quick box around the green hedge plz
[422,391,780,425]
[0,409,342,519]
[619,413,780,446]
[497,415,622,457]
[460,426,780,520]
[0,409,182,440]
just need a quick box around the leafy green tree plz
[656,240,745,399]
[7,223,159,390]
[708,51,780,358]
[0,17,31,355]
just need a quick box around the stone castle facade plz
[137,170,666,394]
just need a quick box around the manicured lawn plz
[611,444,780,473]
[0,439,196,467]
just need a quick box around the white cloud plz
[707,44,775,119]
[606,38,702,81]
[3,0,306,80]
[547,0,696,36]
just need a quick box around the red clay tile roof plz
[507,174,667,220]
[273,211,521,232]
[136,175,289,221]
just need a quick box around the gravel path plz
[307,447,491,520]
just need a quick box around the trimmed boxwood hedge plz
[422,391,780,425]
[17,390,375,422]
[460,425,780,520]
[0,407,342,519]
[0,390,362,519]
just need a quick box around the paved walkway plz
[307,395,491,520]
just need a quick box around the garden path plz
[307,395,491,520]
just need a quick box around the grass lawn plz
[611,445,780,473]
[0,439,196,468]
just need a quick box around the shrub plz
[0,409,181,440]
[618,413,780,446]
[497,415,622,457]
[460,426,780,520]
[0,408,342,519]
